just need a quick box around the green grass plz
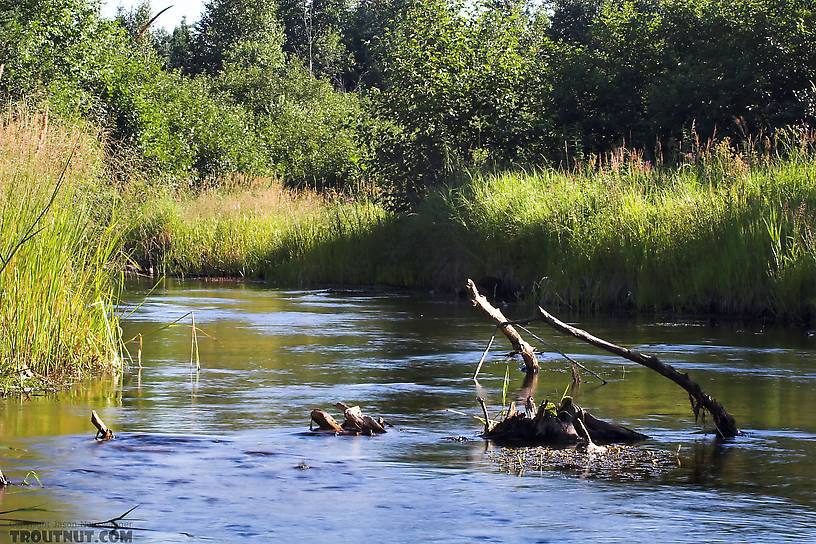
[122,181,406,284]
[123,130,816,322]
[0,108,124,393]
[4,104,814,394]
[443,136,816,319]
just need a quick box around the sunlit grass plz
[0,107,123,392]
[124,129,816,322]
[446,133,816,319]
[123,180,398,283]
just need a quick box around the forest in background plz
[3,0,814,192]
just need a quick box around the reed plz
[0,107,123,392]
[123,128,816,322]
[444,130,816,319]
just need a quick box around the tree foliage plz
[1,0,814,191]
[374,0,554,183]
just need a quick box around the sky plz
[100,0,205,32]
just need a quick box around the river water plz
[2,279,816,542]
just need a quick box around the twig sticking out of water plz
[478,397,491,434]
[88,505,141,529]
[137,333,142,369]
[472,329,497,380]
[190,311,200,373]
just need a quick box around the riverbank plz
[3,108,816,392]
[0,109,123,393]
[125,134,816,323]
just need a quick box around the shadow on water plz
[2,278,816,542]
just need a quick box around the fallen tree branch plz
[536,306,740,438]
[514,323,607,384]
[91,410,114,441]
[467,279,539,373]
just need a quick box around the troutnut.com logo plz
[7,529,133,542]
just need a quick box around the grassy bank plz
[447,142,816,319]
[0,109,123,393]
[123,180,405,284]
[125,134,816,322]
[4,104,814,400]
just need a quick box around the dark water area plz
[2,279,816,542]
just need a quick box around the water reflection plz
[1,278,816,542]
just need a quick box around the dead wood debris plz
[483,396,647,446]
[91,410,114,441]
[535,305,740,438]
[310,403,389,436]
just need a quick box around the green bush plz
[1,0,268,180]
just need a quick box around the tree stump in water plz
[465,277,740,440]
[484,397,646,446]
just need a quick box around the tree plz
[276,0,355,86]
[374,0,555,183]
[547,0,604,44]
[156,16,195,71]
[115,0,153,41]
[189,0,282,75]
[343,0,407,89]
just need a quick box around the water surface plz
[2,279,816,542]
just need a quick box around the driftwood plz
[484,396,646,446]
[536,306,740,438]
[468,278,640,445]
[467,279,539,373]
[91,410,114,441]
[309,403,388,436]
[310,409,344,432]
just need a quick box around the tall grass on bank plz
[0,108,123,392]
[123,180,407,284]
[125,130,816,322]
[445,132,816,319]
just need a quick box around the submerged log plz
[484,397,646,446]
[336,403,387,435]
[91,410,114,441]
[310,409,344,433]
[309,403,388,436]
[467,279,539,373]
[536,306,740,438]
